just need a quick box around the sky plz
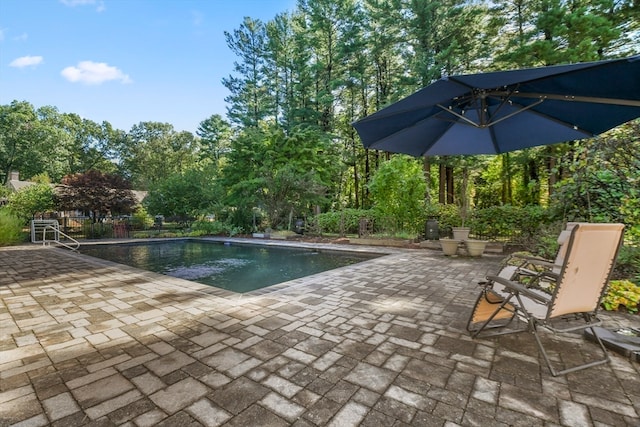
[0,0,296,134]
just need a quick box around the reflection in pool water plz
[81,240,379,293]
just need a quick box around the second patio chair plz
[496,222,578,287]
[466,223,625,376]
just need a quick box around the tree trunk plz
[423,156,431,204]
[446,166,454,204]
[439,163,446,204]
[501,153,512,204]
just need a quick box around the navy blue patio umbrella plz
[352,55,640,156]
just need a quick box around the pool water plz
[80,240,379,293]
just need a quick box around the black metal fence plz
[55,217,133,239]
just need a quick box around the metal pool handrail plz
[42,224,80,251]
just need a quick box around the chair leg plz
[531,324,610,376]
[467,290,520,338]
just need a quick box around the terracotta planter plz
[440,239,461,256]
[452,227,470,241]
[465,239,488,256]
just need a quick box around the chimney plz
[10,171,19,181]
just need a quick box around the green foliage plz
[613,245,640,284]
[423,203,550,242]
[425,203,462,237]
[0,209,26,246]
[1,102,59,183]
[222,125,340,230]
[144,169,220,222]
[1,102,120,184]
[548,122,640,237]
[468,205,548,241]
[196,114,233,165]
[190,220,234,236]
[312,208,377,235]
[529,223,565,260]
[118,122,200,189]
[131,205,153,230]
[490,0,638,66]
[602,280,640,313]
[82,220,114,239]
[222,16,270,128]
[0,186,10,199]
[7,183,56,222]
[368,156,426,235]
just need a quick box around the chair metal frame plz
[466,223,625,376]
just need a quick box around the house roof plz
[6,176,147,204]
[132,190,148,204]
[7,178,36,192]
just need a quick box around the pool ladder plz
[30,220,80,251]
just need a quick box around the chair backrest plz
[548,223,624,319]
[551,222,578,272]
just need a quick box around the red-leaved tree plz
[56,170,136,222]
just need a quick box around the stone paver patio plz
[1,239,638,426]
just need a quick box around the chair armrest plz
[520,257,558,270]
[515,254,552,263]
[487,275,551,304]
[505,253,552,264]
[504,254,558,275]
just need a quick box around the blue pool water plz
[80,240,379,293]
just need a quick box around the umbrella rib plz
[508,100,595,136]
[436,104,481,127]
[492,91,640,107]
[437,98,545,128]
[486,98,545,127]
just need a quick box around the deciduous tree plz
[55,170,136,222]
[144,169,220,222]
[7,183,56,222]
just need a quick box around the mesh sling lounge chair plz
[466,223,625,376]
[496,222,578,286]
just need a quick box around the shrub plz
[311,209,377,235]
[430,204,462,237]
[156,232,181,238]
[602,280,640,313]
[0,210,27,246]
[368,156,426,235]
[612,244,640,284]
[82,220,113,239]
[131,205,153,230]
[191,220,233,236]
[422,203,551,241]
[468,205,549,241]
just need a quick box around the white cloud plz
[61,60,132,85]
[59,0,105,12]
[10,55,44,68]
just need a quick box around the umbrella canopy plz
[353,55,640,156]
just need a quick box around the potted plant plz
[464,239,488,256]
[440,238,461,256]
[452,164,472,241]
[464,212,488,256]
[452,225,470,241]
[452,205,470,241]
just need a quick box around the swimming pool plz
[80,240,380,293]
